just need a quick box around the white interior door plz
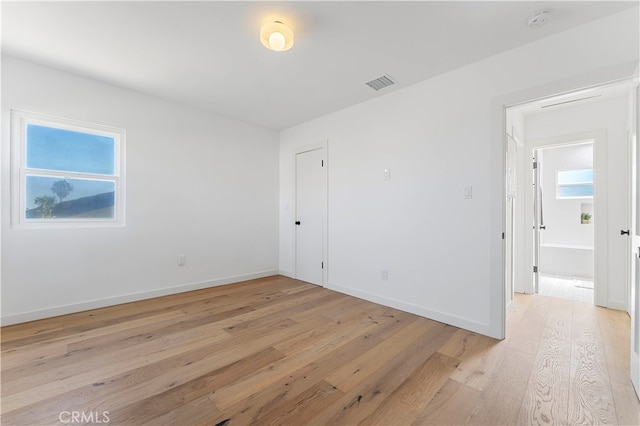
[630,83,639,397]
[505,135,518,306]
[295,147,326,286]
[532,150,541,293]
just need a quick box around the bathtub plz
[539,243,594,279]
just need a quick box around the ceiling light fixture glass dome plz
[260,21,294,52]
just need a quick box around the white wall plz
[525,96,630,309]
[279,9,639,338]
[1,56,280,324]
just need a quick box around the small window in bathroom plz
[557,169,593,199]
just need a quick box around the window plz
[11,110,125,227]
[557,168,593,199]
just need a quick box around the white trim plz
[278,269,294,278]
[541,243,593,250]
[607,301,629,312]
[326,281,496,338]
[10,109,126,229]
[0,270,279,326]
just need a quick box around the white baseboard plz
[326,281,497,338]
[278,269,294,278]
[606,300,628,312]
[1,270,279,326]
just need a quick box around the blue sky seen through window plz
[557,168,593,198]
[26,124,115,175]
[558,169,593,185]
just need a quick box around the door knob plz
[621,229,630,235]
[540,225,546,230]
[295,221,301,226]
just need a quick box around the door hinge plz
[321,261,324,269]
[533,161,538,169]
[533,266,538,273]
[502,232,505,240]
[322,160,324,167]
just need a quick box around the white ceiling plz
[2,1,637,130]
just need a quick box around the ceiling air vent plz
[365,75,396,91]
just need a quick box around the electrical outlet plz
[383,168,391,181]
[177,255,186,266]
[381,269,389,280]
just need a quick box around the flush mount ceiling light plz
[260,21,294,52]
[527,9,550,29]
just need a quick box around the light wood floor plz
[2,275,639,425]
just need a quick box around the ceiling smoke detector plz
[527,9,550,29]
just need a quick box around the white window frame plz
[11,110,126,228]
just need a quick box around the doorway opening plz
[504,79,634,313]
[502,77,638,398]
[533,142,594,304]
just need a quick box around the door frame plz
[495,66,637,343]
[630,80,639,396]
[505,134,520,310]
[524,135,605,305]
[293,141,328,286]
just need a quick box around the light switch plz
[384,168,391,181]
[464,185,473,199]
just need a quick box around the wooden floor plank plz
[2,320,231,397]
[325,317,435,392]
[210,311,413,425]
[78,316,332,417]
[210,313,384,410]
[517,298,573,425]
[2,313,225,383]
[466,346,535,425]
[597,306,633,384]
[412,378,481,426]
[210,341,374,425]
[310,323,457,426]
[568,302,618,424]
[140,393,221,426]
[507,294,551,356]
[1,318,299,426]
[361,352,460,425]
[439,329,505,391]
[110,347,285,425]
[252,380,345,426]
[0,276,294,345]
[610,378,640,426]
[507,293,534,329]
[1,276,638,426]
